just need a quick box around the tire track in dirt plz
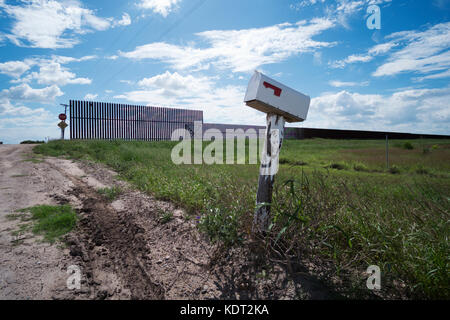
[47,162,165,299]
[45,157,224,300]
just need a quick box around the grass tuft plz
[158,209,174,224]
[97,186,122,201]
[16,205,77,243]
[353,162,369,172]
[403,142,414,150]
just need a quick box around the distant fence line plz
[68,101,449,141]
[202,123,450,140]
[284,127,450,140]
[69,100,202,141]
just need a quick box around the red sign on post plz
[59,113,67,121]
[58,121,68,129]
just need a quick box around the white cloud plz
[367,42,397,56]
[2,55,94,88]
[0,98,48,117]
[115,71,213,103]
[330,42,398,68]
[29,62,91,86]
[330,22,450,81]
[330,54,374,68]
[137,0,182,17]
[121,42,202,68]
[114,13,131,27]
[0,98,56,144]
[335,0,366,17]
[84,93,98,100]
[137,71,213,96]
[119,80,135,85]
[0,54,96,107]
[307,87,450,134]
[290,0,326,11]
[373,22,450,78]
[329,80,369,87]
[414,69,450,82]
[291,0,392,11]
[114,71,266,125]
[1,83,63,102]
[0,60,33,78]
[121,18,336,73]
[0,0,111,48]
[50,55,97,64]
[313,51,323,66]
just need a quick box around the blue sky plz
[0,0,449,143]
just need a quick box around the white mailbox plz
[244,71,310,123]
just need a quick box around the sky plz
[0,0,449,143]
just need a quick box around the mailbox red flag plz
[263,81,282,97]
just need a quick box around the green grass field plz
[34,138,450,299]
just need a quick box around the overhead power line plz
[98,0,208,90]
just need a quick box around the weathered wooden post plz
[244,71,310,234]
[254,113,285,232]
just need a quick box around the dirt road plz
[0,144,336,300]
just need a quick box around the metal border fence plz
[69,100,203,141]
